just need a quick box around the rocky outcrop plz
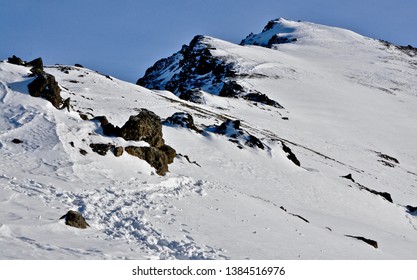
[9,56,63,108]
[207,119,265,150]
[282,142,301,166]
[119,109,165,148]
[341,174,393,203]
[163,112,201,133]
[89,109,176,175]
[92,116,121,136]
[345,235,378,249]
[240,18,298,48]
[27,72,62,108]
[137,35,283,108]
[380,40,417,57]
[59,210,90,229]
[125,145,176,175]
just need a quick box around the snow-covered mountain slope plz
[1,18,417,259]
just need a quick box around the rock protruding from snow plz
[60,210,90,229]
[163,112,201,133]
[125,145,176,176]
[345,235,378,249]
[27,72,62,108]
[281,142,301,166]
[207,119,265,150]
[240,18,298,48]
[137,35,282,108]
[120,109,165,148]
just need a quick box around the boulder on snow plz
[125,145,176,175]
[60,210,90,229]
[163,112,201,133]
[92,116,121,136]
[119,109,165,148]
[89,143,113,156]
[7,55,26,66]
[27,57,44,75]
[27,73,62,108]
[208,119,265,150]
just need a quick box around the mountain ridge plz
[1,18,417,259]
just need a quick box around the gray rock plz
[27,73,62,108]
[60,210,90,229]
[119,109,165,148]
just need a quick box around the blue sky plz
[1,0,416,82]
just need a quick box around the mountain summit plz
[1,18,417,259]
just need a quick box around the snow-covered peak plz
[241,18,299,47]
[241,17,367,49]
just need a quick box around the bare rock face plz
[119,109,165,148]
[27,73,62,108]
[163,112,201,133]
[60,210,90,229]
[125,145,176,175]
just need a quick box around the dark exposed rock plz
[7,55,26,66]
[137,35,283,108]
[79,113,89,120]
[79,149,88,155]
[27,57,44,75]
[27,73,62,108]
[267,34,297,46]
[380,40,417,57]
[163,112,201,133]
[406,205,417,215]
[111,146,124,157]
[89,143,113,156]
[74,63,84,68]
[177,153,201,167]
[363,188,393,203]
[280,206,309,223]
[159,144,177,164]
[219,81,245,97]
[119,109,165,148]
[92,116,121,136]
[60,97,71,112]
[282,142,300,166]
[125,145,175,176]
[242,92,284,108]
[341,174,393,203]
[60,210,90,229]
[375,152,399,164]
[341,173,355,182]
[345,235,378,249]
[207,119,265,150]
[69,141,75,147]
[178,89,206,104]
[11,138,23,144]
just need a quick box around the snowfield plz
[1,18,417,259]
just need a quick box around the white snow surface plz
[1,19,417,259]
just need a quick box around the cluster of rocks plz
[206,119,265,150]
[380,40,417,57]
[8,55,63,109]
[240,18,298,48]
[137,35,282,108]
[162,112,201,133]
[92,109,176,176]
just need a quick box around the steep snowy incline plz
[1,18,417,260]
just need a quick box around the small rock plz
[11,138,23,144]
[111,146,124,157]
[59,210,90,229]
